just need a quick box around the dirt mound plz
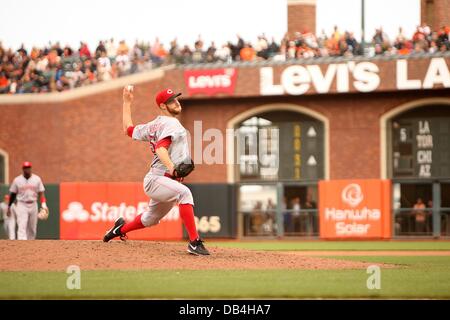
[0,240,389,271]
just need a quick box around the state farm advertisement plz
[60,183,183,240]
[319,180,391,239]
[184,68,237,96]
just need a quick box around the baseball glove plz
[173,158,195,178]
[38,207,49,220]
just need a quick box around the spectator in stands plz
[79,42,91,59]
[414,33,429,51]
[205,42,217,63]
[97,51,112,81]
[421,22,431,39]
[180,45,193,64]
[192,37,205,63]
[240,43,256,61]
[287,41,297,59]
[429,41,438,53]
[304,193,317,235]
[255,35,269,59]
[0,71,9,93]
[345,32,359,55]
[231,35,245,61]
[1,24,449,95]
[303,28,318,49]
[291,197,301,233]
[95,41,107,59]
[413,25,425,42]
[331,25,341,42]
[169,38,182,64]
[437,26,449,48]
[106,38,117,60]
[250,201,264,235]
[215,44,231,63]
[413,197,427,233]
[267,37,280,58]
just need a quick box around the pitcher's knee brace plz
[178,185,194,205]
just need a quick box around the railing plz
[179,51,450,69]
[440,209,450,237]
[394,208,434,236]
[241,208,318,237]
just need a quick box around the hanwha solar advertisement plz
[319,180,391,239]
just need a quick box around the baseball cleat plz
[187,238,210,255]
[103,217,127,242]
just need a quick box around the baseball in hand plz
[127,85,134,92]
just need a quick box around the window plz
[440,183,450,236]
[237,111,324,182]
[391,105,450,179]
[393,183,433,236]
[239,185,277,236]
[283,185,318,236]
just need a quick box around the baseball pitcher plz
[103,86,210,255]
[0,195,16,240]
[8,162,48,240]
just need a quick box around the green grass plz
[1,256,450,299]
[208,241,450,251]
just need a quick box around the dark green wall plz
[0,184,59,239]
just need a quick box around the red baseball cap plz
[22,161,32,168]
[155,88,181,106]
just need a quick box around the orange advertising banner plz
[319,179,391,239]
[60,182,183,240]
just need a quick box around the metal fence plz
[394,208,433,236]
[241,208,319,237]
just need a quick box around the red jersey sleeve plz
[127,126,135,137]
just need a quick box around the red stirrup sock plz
[179,203,199,241]
[120,214,145,234]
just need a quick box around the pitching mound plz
[0,240,390,271]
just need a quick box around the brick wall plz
[288,0,316,36]
[421,0,450,29]
[1,58,449,184]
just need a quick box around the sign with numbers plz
[392,115,450,178]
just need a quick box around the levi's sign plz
[184,68,237,96]
[260,57,450,95]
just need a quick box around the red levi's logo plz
[184,68,237,96]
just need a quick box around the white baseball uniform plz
[9,174,45,240]
[132,115,193,227]
[0,201,16,240]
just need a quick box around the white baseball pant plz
[15,201,38,240]
[3,204,17,240]
[140,174,194,227]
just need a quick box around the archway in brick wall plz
[0,149,9,184]
[380,97,450,179]
[380,97,450,238]
[226,103,329,238]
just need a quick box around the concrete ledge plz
[0,65,174,105]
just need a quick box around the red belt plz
[164,172,183,182]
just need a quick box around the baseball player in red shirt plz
[103,86,210,255]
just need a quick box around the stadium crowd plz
[0,24,449,94]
